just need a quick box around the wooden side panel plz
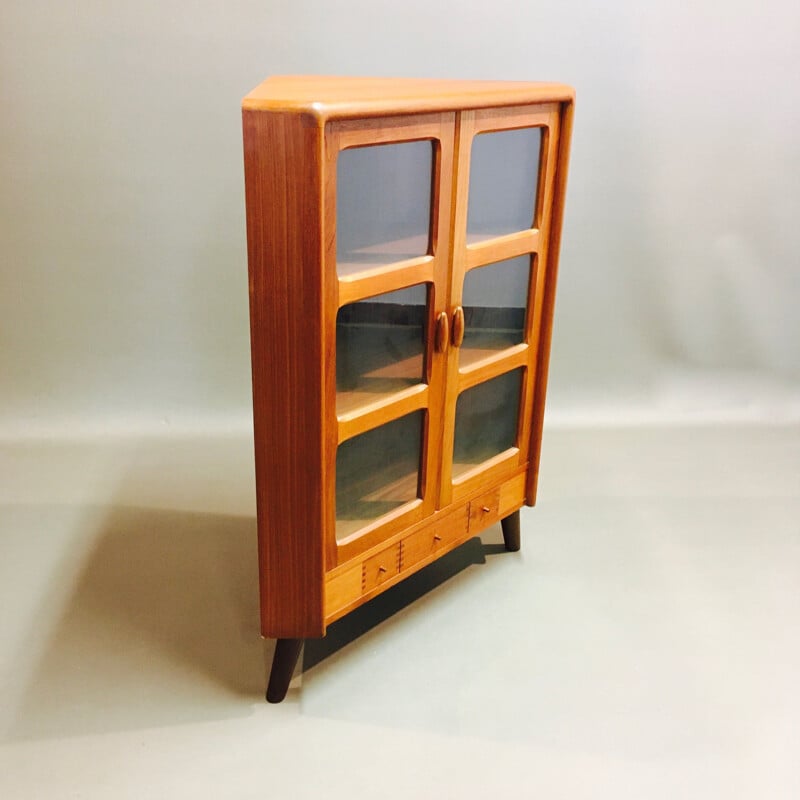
[243,109,327,638]
[526,99,575,505]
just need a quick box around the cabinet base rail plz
[264,510,521,703]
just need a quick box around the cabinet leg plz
[501,510,521,552]
[266,638,303,703]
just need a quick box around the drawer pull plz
[433,534,442,542]
[452,305,465,347]
[435,311,449,353]
[482,506,490,513]
[378,565,387,573]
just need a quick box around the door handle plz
[451,306,465,348]
[435,311,449,353]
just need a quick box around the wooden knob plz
[452,306,465,347]
[433,534,442,542]
[435,311,449,353]
[481,506,490,513]
[378,565,387,573]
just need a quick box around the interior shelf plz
[335,470,420,540]
[458,330,523,370]
[336,469,419,541]
[336,291,427,416]
[452,368,523,480]
[335,407,424,542]
[336,234,431,278]
[337,364,424,418]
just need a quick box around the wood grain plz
[526,99,575,505]
[324,470,522,625]
[465,228,539,269]
[451,450,523,499]
[468,486,501,530]
[337,383,428,444]
[243,76,574,121]
[325,564,362,619]
[437,109,475,507]
[457,344,529,392]
[243,109,327,638]
[401,503,470,572]
[439,104,562,508]
[324,113,455,566]
[242,80,574,646]
[337,258,434,306]
[362,544,402,592]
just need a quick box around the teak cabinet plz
[242,76,574,702]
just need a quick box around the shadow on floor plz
[10,505,266,741]
[9,500,507,739]
[304,536,498,670]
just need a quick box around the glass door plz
[441,105,562,505]
[325,112,455,563]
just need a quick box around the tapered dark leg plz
[501,510,521,552]
[266,638,303,703]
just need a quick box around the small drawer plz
[401,505,469,572]
[326,565,362,618]
[362,543,401,593]
[468,486,501,532]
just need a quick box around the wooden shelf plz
[336,318,425,417]
[337,382,417,418]
[337,234,431,278]
[458,330,522,370]
[336,470,420,541]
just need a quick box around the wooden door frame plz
[440,104,562,507]
[322,112,456,568]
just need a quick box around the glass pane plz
[336,284,428,416]
[336,410,425,540]
[460,255,531,369]
[467,127,541,243]
[337,140,433,276]
[452,369,523,479]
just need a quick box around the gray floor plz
[1,424,798,798]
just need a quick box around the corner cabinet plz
[242,76,574,702]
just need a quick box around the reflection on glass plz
[467,127,541,243]
[452,369,523,479]
[336,410,424,540]
[337,140,434,276]
[460,255,531,368]
[336,284,428,416]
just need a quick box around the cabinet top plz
[242,75,574,121]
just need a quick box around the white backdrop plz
[2,0,798,435]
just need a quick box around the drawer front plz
[362,543,401,593]
[401,505,470,572]
[468,486,501,532]
[498,472,526,517]
[325,471,526,623]
[326,565,362,618]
